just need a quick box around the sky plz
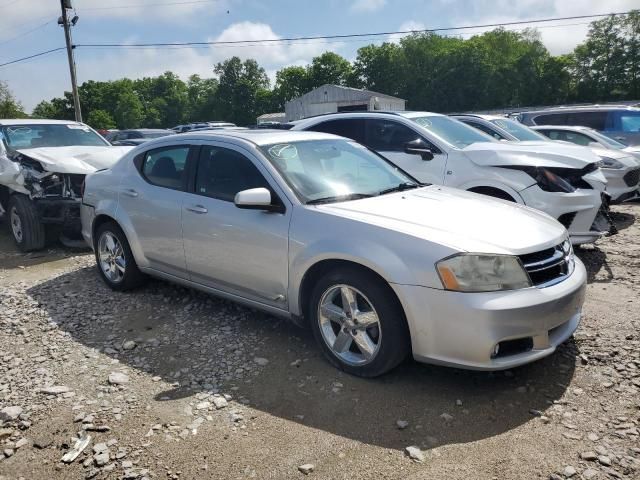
[0,0,637,112]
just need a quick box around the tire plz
[94,221,146,291]
[308,267,410,377]
[8,194,46,252]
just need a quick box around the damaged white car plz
[0,119,131,251]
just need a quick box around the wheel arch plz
[466,185,519,202]
[297,259,406,327]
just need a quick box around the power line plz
[0,19,55,46]
[0,47,66,68]
[75,11,631,49]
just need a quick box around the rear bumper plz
[393,258,587,370]
[519,185,604,245]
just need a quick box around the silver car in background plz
[81,130,586,376]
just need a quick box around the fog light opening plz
[491,344,500,359]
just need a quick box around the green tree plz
[86,109,116,130]
[0,81,27,118]
[113,89,143,129]
[307,52,353,88]
[214,57,269,125]
[272,66,309,108]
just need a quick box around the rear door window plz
[365,119,425,151]
[532,113,568,126]
[566,111,608,130]
[195,146,271,202]
[306,119,366,144]
[141,146,190,191]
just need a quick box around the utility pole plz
[60,0,82,122]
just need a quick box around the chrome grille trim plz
[519,239,574,288]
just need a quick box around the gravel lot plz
[1,204,639,480]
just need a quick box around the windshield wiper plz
[378,182,421,196]
[306,193,374,205]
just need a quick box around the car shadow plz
[26,265,578,451]
[0,227,89,270]
[575,246,613,284]
[609,209,635,232]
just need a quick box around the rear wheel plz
[308,268,410,377]
[8,194,45,252]
[95,221,146,291]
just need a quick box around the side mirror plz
[404,139,434,161]
[234,187,276,211]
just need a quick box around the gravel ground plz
[0,204,639,480]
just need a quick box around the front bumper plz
[519,185,605,245]
[34,198,82,235]
[602,167,640,203]
[392,258,587,370]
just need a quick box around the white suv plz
[293,112,611,245]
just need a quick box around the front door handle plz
[185,204,208,214]
[122,188,138,198]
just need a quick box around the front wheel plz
[8,194,45,252]
[308,268,410,377]
[94,222,146,291]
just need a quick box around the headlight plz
[597,156,624,169]
[436,254,532,292]
[504,166,575,193]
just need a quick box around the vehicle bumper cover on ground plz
[393,258,587,370]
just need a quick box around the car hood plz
[318,186,566,255]
[16,146,133,174]
[462,141,601,169]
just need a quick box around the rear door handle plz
[122,188,138,198]
[185,204,208,214]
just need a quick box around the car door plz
[181,143,291,309]
[118,143,194,279]
[363,119,447,185]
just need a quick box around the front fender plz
[287,209,454,316]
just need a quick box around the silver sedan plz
[81,130,586,376]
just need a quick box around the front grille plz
[623,168,640,187]
[557,212,577,229]
[518,240,574,287]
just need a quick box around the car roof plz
[531,125,595,133]
[523,105,640,115]
[124,128,173,132]
[453,114,506,121]
[293,111,445,125]
[0,119,85,126]
[173,129,344,146]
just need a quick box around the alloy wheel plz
[10,207,23,243]
[317,284,382,366]
[98,231,126,283]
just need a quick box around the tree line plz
[1,11,638,128]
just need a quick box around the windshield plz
[490,118,548,142]
[412,116,495,148]
[0,123,109,151]
[590,130,627,148]
[260,139,417,204]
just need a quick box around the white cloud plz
[350,0,386,13]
